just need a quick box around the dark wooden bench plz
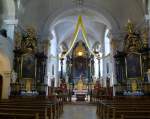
[121,114,150,119]
[96,97,150,119]
[0,98,64,119]
[0,112,39,119]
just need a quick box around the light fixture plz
[78,51,83,56]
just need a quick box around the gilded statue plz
[75,74,85,90]
[77,79,84,90]
[131,80,137,92]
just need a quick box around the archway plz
[0,75,3,99]
[46,7,118,88]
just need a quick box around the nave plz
[60,104,98,119]
[0,1,150,119]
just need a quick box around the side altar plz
[10,27,48,97]
[114,21,150,96]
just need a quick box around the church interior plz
[0,0,150,119]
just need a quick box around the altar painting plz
[22,54,35,79]
[125,53,142,79]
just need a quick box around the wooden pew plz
[0,112,39,119]
[96,97,150,119]
[0,98,63,119]
[103,103,150,119]
[121,114,150,119]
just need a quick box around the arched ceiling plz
[2,0,145,46]
[2,0,15,19]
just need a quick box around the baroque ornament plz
[124,21,142,52]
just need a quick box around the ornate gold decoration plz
[21,26,37,51]
[74,42,86,57]
[142,29,148,48]
[75,77,86,90]
[110,39,118,51]
[14,26,37,52]
[131,80,137,92]
[77,79,84,90]
[14,32,22,48]
[124,21,142,52]
[126,19,134,33]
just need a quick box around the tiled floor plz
[60,104,99,119]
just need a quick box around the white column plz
[55,56,59,87]
[2,0,16,40]
[145,0,150,78]
[147,0,150,48]
[147,69,150,83]
[1,71,11,99]
[2,19,18,40]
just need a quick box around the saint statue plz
[77,74,84,90]
[131,80,137,92]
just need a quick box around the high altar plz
[74,76,88,101]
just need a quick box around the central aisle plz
[60,104,98,119]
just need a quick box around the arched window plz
[104,29,110,56]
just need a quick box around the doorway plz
[0,74,3,99]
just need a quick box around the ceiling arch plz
[2,0,15,19]
[54,20,106,43]
[44,7,119,39]
[13,0,145,41]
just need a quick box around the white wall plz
[0,35,12,99]
[48,33,59,87]
[48,56,59,87]
[0,71,11,99]
[0,56,11,99]
[103,55,113,87]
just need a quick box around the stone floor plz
[60,104,99,119]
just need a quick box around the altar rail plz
[56,94,72,102]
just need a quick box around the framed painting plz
[21,54,35,79]
[125,53,142,79]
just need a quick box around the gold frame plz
[125,52,143,80]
